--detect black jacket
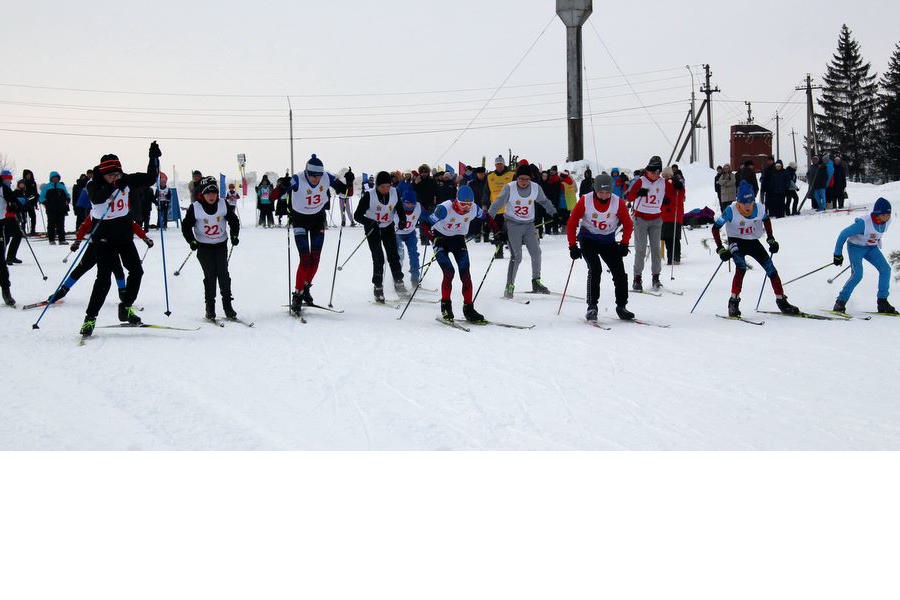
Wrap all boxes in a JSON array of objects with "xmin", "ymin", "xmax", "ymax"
[
  {"xmin": 412, "ymin": 175, "xmax": 437, "ymax": 211},
  {"xmin": 354, "ymin": 189, "xmax": 407, "ymax": 231},
  {"xmin": 88, "ymin": 157, "xmax": 158, "ymax": 239},
  {"xmin": 832, "ymin": 164, "xmax": 847, "ymax": 193}
]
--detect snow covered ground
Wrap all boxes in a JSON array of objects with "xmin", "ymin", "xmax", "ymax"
[{"xmin": 2, "ymin": 170, "xmax": 899, "ymax": 450}]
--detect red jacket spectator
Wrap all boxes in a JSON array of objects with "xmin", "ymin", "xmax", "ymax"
[{"xmin": 660, "ymin": 185, "xmax": 685, "ymax": 224}]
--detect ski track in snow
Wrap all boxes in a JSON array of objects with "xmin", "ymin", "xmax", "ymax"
[{"xmin": 3, "ymin": 172, "xmax": 900, "ymax": 450}]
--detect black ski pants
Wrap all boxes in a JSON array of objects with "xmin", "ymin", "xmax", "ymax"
[
  {"xmin": 196, "ymin": 243, "xmax": 232, "ymax": 303},
  {"xmin": 661, "ymin": 222, "xmax": 682, "ymax": 264},
  {"xmin": 86, "ymin": 237, "xmax": 143, "ymax": 318},
  {"xmin": 0, "ymin": 239, "xmax": 9, "ymax": 289},
  {"xmin": 46, "ymin": 210, "xmax": 66, "ymax": 243},
  {"xmin": 365, "ymin": 224, "xmax": 403, "ymax": 286},
  {"xmin": 581, "ymin": 238, "xmax": 628, "ymax": 307},
  {"xmin": 4, "ymin": 218, "xmax": 22, "ymax": 262}
]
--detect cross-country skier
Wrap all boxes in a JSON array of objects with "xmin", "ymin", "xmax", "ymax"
[
  {"xmin": 395, "ymin": 189, "xmax": 422, "ymax": 286},
  {"xmin": 832, "ymin": 197, "xmax": 896, "ymax": 314},
  {"xmin": 354, "ymin": 171, "xmax": 407, "ymax": 302},
  {"xmin": 153, "ymin": 172, "xmax": 174, "ymax": 230},
  {"xmin": 0, "ymin": 174, "xmax": 19, "ymax": 306},
  {"xmin": 79, "ymin": 142, "xmax": 161, "ymax": 337},
  {"xmin": 712, "ymin": 181, "xmax": 799, "ymax": 318},
  {"xmin": 422, "ymin": 185, "xmax": 488, "ymax": 323},
  {"xmin": 182, "ymin": 176, "xmax": 241, "ymax": 320},
  {"xmin": 488, "ymin": 162, "xmax": 557, "ymax": 298},
  {"xmin": 626, "ymin": 155, "xmax": 672, "ymax": 291},
  {"xmin": 340, "ymin": 168, "xmax": 356, "ymax": 227},
  {"xmin": 269, "ymin": 154, "xmax": 347, "ymax": 316},
  {"xmin": 48, "ymin": 212, "xmax": 153, "ymax": 304},
  {"xmin": 567, "ymin": 173, "xmax": 635, "ymax": 321}
]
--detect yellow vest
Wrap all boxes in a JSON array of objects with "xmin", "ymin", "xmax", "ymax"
[{"xmin": 487, "ymin": 168, "xmax": 515, "ymax": 214}]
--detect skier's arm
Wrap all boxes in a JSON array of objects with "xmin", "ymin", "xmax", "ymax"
[
  {"xmin": 488, "ymin": 184, "xmax": 510, "ymax": 218},
  {"xmin": 763, "ymin": 217, "xmax": 774, "ymax": 239},
  {"xmin": 566, "ymin": 197, "xmax": 586, "ymax": 247},
  {"xmin": 711, "ymin": 206, "xmax": 733, "ymax": 247},
  {"xmin": 625, "ymin": 179, "xmax": 643, "ymax": 202},
  {"xmin": 326, "ymin": 173, "xmax": 347, "ymax": 196},
  {"xmin": 423, "ymin": 204, "xmax": 449, "ymax": 226},
  {"xmin": 834, "ymin": 220, "xmax": 865, "ymax": 256},
  {"xmin": 396, "ymin": 204, "xmax": 407, "ymax": 230},
  {"xmin": 181, "ymin": 205, "xmax": 198, "ymax": 245},
  {"xmin": 226, "ymin": 204, "xmax": 240, "ymax": 240},
  {"xmin": 131, "ymin": 222, "xmax": 148, "ymax": 240},
  {"xmin": 617, "ymin": 199, "xmax": 634, "ymax": 246},
  {"xmin": 354, "ymin": 192, "xmax": 371, "ymax": 225},
  {"xmin": 534, "ymin": 186, "xmax": 557, "ymax": 216}
]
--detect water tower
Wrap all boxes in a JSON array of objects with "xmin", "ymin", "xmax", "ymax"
[{"xmin": 556, "ymin": 0, "xmax": 593, "ymax": 162}]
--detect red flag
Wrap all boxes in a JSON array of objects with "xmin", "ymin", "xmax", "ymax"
[
  {"xmin": 242, "ymin": 177, "xmax": 248, "ymax": 196},
  {"xmin": 458, "ymin": 161, "xmax": 466, "ymax": 176}
]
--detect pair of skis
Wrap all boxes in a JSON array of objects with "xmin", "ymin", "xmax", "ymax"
[
  {"xmin": 206, "ymin": 317, "xmax": 255, "ymax": 328},
  {"xmin": 435, "ymin": 317, "xmax": 535, "ymax": 332}
]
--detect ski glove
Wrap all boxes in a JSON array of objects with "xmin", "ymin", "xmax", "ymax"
[
  {"xmin": 619, "ymin": 243, "xmax": 630, "ymax": 257},
  {"xmin": 636, "ymin": 188, "xmax": 649, "ymax": 198},
  {"xmin": 231, "ymin": 237, "xmax": 239, "ymax": 246},
  {"xmin": 569, "ymin": 245, "xmax": 582, "ymax": 260},
  {"xmin": 189, "ymin": 240, "xmax": 199, "ymax": 250},
  {"xmin": 143, "ymin": 238, "xmax": 154, "ymax": 248},
  {"xmin": 833, "ymin": 254, "xmax": 843, "ymax": 266},
  {"xmin": 717, "ymin": 246, "xmax": 732, "ymax": 262},
  {"xmin": 149, "ymin": 140, "xmax": 162, "ymax": 159},
  {"xmin": 70, "ymin": 240, "xmax": 81, "ymax": 252},
  {"xmin": 766, "ymin": 237, "xmax": 779, "ymax": 254},
  {"xmin": 494, "ymin": 230, "xmax": 507, "ymax": 245}
]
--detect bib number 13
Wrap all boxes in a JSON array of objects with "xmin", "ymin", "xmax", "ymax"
[{"xmin": 306, "ymin": 194, "xmax": 322, "ymax": 207}]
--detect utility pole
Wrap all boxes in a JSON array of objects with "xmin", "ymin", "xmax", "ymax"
[
  {"xmin": 700, "ymin": 64, "xmax": 720, "ymax": 169},
  {"xmin": 287, "ymin": 96, "xmax": 295, "ymax": 174},
  {"xmin": 686, "ymin": 66, "xmax": 697, "ymax": 164},
  {"xmin": 745, "ymin": 101, "xmax": 754, "ymax": 124},
  {"xmin": 790, "ymin": 128, "xmax": 799, "ymax": 164},
  {"xmin": 775, "ymin": 112, "xmax": 781, "ymax": 160},
  {"xmin": 556, "ymin": 0, "xmax": 593, "ymax": 162},
  {"xmin": 795, "ymin": 74, "xmax": 823, "ymax": 160}
]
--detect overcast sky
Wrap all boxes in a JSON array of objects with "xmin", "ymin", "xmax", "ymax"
[{"xmin": 3, "ymin": 0, "xmax": 898, "ymax": 184}]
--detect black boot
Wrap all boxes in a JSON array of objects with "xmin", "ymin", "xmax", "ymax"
[
  {"xmin": 118, "ymin": 303, "xmax": 142, "ymax": 324},
  {"xmin": 877, "ymin": 298, "xmax": 898, "ymax": 315},
  {"xmin": 301, "ymin": 283, "xmax": 314, "ymax": 306},
  {"xmin": 652, "ymin": 274, "xmax": 662, "ymax": 290},
  {"xmin": 832, "ymin": 298, "xmax": 847, "ymax": 313},
  {"xmin": 222, "ymin": 296, "xmax": 237, "ymax": 319},
  {"xmin": 728, "ymin": 296, "xmax": 741, "ymax": 317},
  {"xmin": 290, "ymin": 291, "xmax": 303, "ymax": 316},
  {"xmin": 531, "ymin": 278, "xmax": 550, "ymax": 294},
  {"xmin": 440, "ymin": 299, "xmax": 454, "ymax": 321},
  {"xmin": 205, "ymin": 299, "xmax": 216, "ymax": 320},
  {"xmin": 616, "ymin": 304, "xmax": 635, "ymax": 321},
  {"xmin": 394, "ymin": 279, "xmax": 408, "ymax": 296},
  {"xmin": 2, "ymin": 286, "xmax": 15, "ymax": 307},
  {"xmin": 463, "ymin": 303, "xmax": 485, "ymax": 323},
  {"xmin": 776, "ymin": 296, "xmax": 800, "ymax": 315},
  {"xmin": 585, "ymin": 304, "xmax": 598, "ymax": 322},
  {"xmin": 373, "ymin": 285, "xmax": 385, "ymax": 303},
  {"xmin": 632, "ymin": 275, "xmax": 643, "ymax": 292},
  {"xmin": 80, "ymin": 316, "xmax": 95, "ymax": 337}
]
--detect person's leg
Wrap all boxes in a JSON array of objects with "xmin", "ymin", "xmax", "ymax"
[
  {"xmin": 404, "ymin": 234, "xmax": 420, "ymax": 283},
  {"xmin": 453, "ymin": 245, "xmax": 474, "ymax": 304},
  {"xmin": 505, "ymin": 221, "xmax": 526, "ymax": 288},
  {"xmin": 5, "ymin": 220, "xmax": 21, "ymax": 262},
  {"xmin": 648, "ymin": 220, "xmax": 663, "ymax": 276},
  {"xmin": 837, "ymin": 190, "xmax": 846, "ymax": 209},
  {"xmin": 197, "ymin": 245, "xmax": 218, "ymax": 304},
  {"xmin": 837, "ymin": 244, "xmax": 866, "ymax": 303},
  {"xmin": 26, "ymin": 204, "xmax": 36, "ymax": 234},
  {"xmin": 117, "ymin": 240, "xmax": 143, "ymax": 307},
  {"xmin": 600, "ymin": 244, "xmax": 629, "ymax": 308},
  {"xmin": 366, "ymin": 227, "xmax": 385, "ymax": 286},
  {"xmin": 306, "ymin": 226, "xmax": 325, "ymax": 284},
  {"xmin": 0, "ymin": 239, "xmax": 10, "ymax": 291},
  {"xmin": 436, "ymin": 245, "xmax": 455, "ymax": 301},
  {"xmin": 661, "ymin": 222, "xmax": 674, "ymax": 265},
  {"xmin": 522, "ymin": 224, "xmax": 542, "ymax": 280},
  {"xmin": 742, "ymin": 239, "xmax": 784, "ymax": 296},
  {"xmin": 816, "ymin": 189, "xmax": 826, "ymax": 210},
  {"xmin": 674, "ymin": 224, "xmax": 682, "ymax": 262},
  {"xmin": 632, "ymin": 218, "xmax": 648, "ymax": 279},
  {"xmin": 382, "ymin": 229, "xmax": 404, "ymax": 283},
  {"xmin": 85, "ymin": 241, "xmax": 115, "ymax": 319},
  {"xmin": 581, "ymin": 239, "xmax": 603, "ymax": 307},
  {"xmin": 864, "ymin": 247, "xmax": 891, "ymax": 300},
  {"xmin": 215, "ymin": 244, "xmax": 233, "ymax": 305}
]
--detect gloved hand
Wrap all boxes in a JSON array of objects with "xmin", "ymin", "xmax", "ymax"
[
  {"xmin": 833, "ymin": 254, "xmax": 843, "ymax": 266},
  {"xmin": 231, "ymin": 237, "xmax": 239, "ymax": 246},
  {"xmin": 717, "ymin": 246, "xmax": 732, "ymax": 262},
  {"xmin": 494, "ymin": 230, "xmax": 507, "ymax": 245},
  {"xmin": 189, "ymin": 240, "xmax": 199, "ymax": 250},
  {"xmin": 767, "ymin": 237, "xmax": 779, "ymax": 254},
  {"xmin": 637, "ymin": 188, "xmax": 649, "ymax": 198},
  {"xmin": 619, "ymin": 243, "xmax": 630, "ymax": 257},
  {"xmin": 569, "ymin": 245, "xmax": 582, "ymax": 260},
  {"xmin": 673, "ymin": 178, "xmax": 685, "ymax": 191},
  {"xmin": 143, "ymin": 238, "xmax": 154, "ymax": 248},
  {"xmin": 149, "ymin": 140, "xmax": 162, "ymax": 159},
  {"xmin": 70, "ymin": 240, "xmax": 81, "ymax": 252}
]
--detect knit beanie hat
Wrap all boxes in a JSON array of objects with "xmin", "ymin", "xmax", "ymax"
[
  {"xmin": 375, "ymin": 171, "xmax": 392, "ymax": 186},
  {"xmin": 98, "ymin": 154, "xmax": 123, "ymax": 175},
  {"xmin": 305, "ymin": 154, "xmax": 325, "ymax": 175},
  {"xmin": 515, "ymin": 164, "xmax": 532, "ymax": 179},
  {"xmin": 872, "ymin": 197, "xmax": 892, "ymax": 216},
  {"xmin": 593, "ymin": 173, "xmax": 613, "ymax": 193}
]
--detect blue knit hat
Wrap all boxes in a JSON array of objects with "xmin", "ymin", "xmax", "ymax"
[
  {"xmin": 456, "ymin": 185, "xmax": 474, "ymax": 202},
  {"xmin": 737, "ymin": 181, "xmax": 755, "ymax": 204},
  {"xmin": 872, "ymin": 197, "xmax": 892, "ymax": 216},
  {"xmin": 402, "ymin": 189, "xmax": 418, "ymax": 205},
  {"xmin": 305, "ymin": 154, "xmax": 324, "ymax": 175}
]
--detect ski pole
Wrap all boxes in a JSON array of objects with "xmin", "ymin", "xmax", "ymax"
[
  {"xmin": 783, "ymin": 263, "xmax": 833, "ymax": 286},
  {"xmin": 337, "ymin": 226, "xmax": 375, "ymax": 271},
  {"xmin": 16, "ymin": 222, "xmax": 48, "ymax": 281},
  {"xmin": 62, "ymin": 248, "xmax": 75, "ymax": 263},
  {"xmin": 140, "ymin": 243, "xmax": 151, "ymax": 264},
  {"xmin": 690, "ymin": 260, "xmax": 725, "ymax": 314},
  {"xmin": 397, "ymin": 253, "xmax": 440, "ymax": 321},
  {"xmin": 286, "ymin": 220, "xmax": 293, "ymax": 313},
  {"xmin": 327, "ymin": 219, "xmax": 344, "ymax": 308},
  {"xmin": 173, "ymin": 249, "xmax": 194, "ymax": 276},
  {"xmin": 670, "ymin": 222, "xmax": 678, "ymax": 281},
  {"xmin": 38, "ymin": 202, "xmax": 46, "ymax": 233},
  {"xmin": 32, "ymin": 203, "xmax": 110, "ymax": 329},
  {"xmin": 156, "ymin": 158, "xmax": 172, "ymax": 317},
  {"xmin": 754, "ymin": 252, "xmax": 772, "ymax": 312},
  {"xmin": 828, "ymin": 265, "xmax": 851, "ymax": 284},
  {"xmin": 472, "ymin": 250, "xmax": 499, "ymax": 302},
  {"xmin": 556, "ymin": 260, "xmax": 575, "ymax": 316},
  {"xmin": 228, "ymin": 243, "xmax": 235, "ymax": 264}
]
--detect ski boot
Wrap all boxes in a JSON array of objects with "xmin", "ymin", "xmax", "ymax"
[
  {"xmin": 616, "ymin": 304, "xmax": 635, "ymax": 321},
  {"xmin": 832, "ymin": 298, "xmax": 847, "ymax": 314},
  {"xmin": 394, "ymin": 279, "xmax": 408, "ymax": 297},
  {"xmin": 463, "ymin": 303, "xmax": 486, "ymax": 324},
  {"xmin": 632, "ymin": 275, "xmax": 643, "ymax": 292},
  {"xmin": 493, "ymin": 244, "xmax": 504, "ymax": 259},
  {"xmin": 301, "ymin": 283, "xmax": 314, "ymax": 306},
  {"xmin": 503, "ymin": 284, "xmax": 514, "ymax": 299},
  {"xmin": 118, "ymin": 303, "xmax": 142, "ymax": 325},
  {"xmin": 7, "ymin": 258, "xmax": 22, "ymax": 265},
  {"xmin": 2, "ymin": 286, "xmax": 15, "ymax": 307},
  {"xmin": 775, "ymin": 296, "xmax": 800, "ymax": 315},
  {"xmin": 652, "ymin": 274, "xmax": 662, "ymax": 291},
  {"xmin": 205, "ymin": 299, "xmax": 217, "ymax": 321},
  {"xmin": 373, "ymin": 285, "xmax": 385, "ymax": 304},
  {"xmin": 80, "ymin": 317, "xmax": 96, "ymax": 338},
  {"xmin": 440, "ymin": 299, "xmax": 454, "ymax": 321},
  {"xmin": 48, "ymin": 285, "xmax": 69, "ymax": 304},
  {"xmin": 222, "ymin": 296, "xmax": 237, "ymax": 320},
  {"xmin": 531, "ymin": 278, "xmax": 550, "ymax": 294},
  {"xmin": 877, "ymin": 298, "xmax": 898, "ymax": 315},
  {"xmin": 585, "ymin": 304, "xmax": 598, "ymax": 322},
  {"xmin": 290, "ymin": 291, "xmax": 304, "ymax": 316},
  {"xmin": 728, "ymin": 296, "xmax": 741, "ymax": 318}
]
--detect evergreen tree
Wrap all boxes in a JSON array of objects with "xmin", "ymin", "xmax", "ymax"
[
  {"xmin": 876, "ymin": 42, "xmax": 900, "ymax": 180},
  {"xmin": 816, "ymin": 24, "xmax": 880, "ymax": 177}
]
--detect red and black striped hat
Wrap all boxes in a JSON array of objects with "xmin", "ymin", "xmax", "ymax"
[{"xmin": 98, "ymin": 154, "xmax": 123, "ymax": 175}]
